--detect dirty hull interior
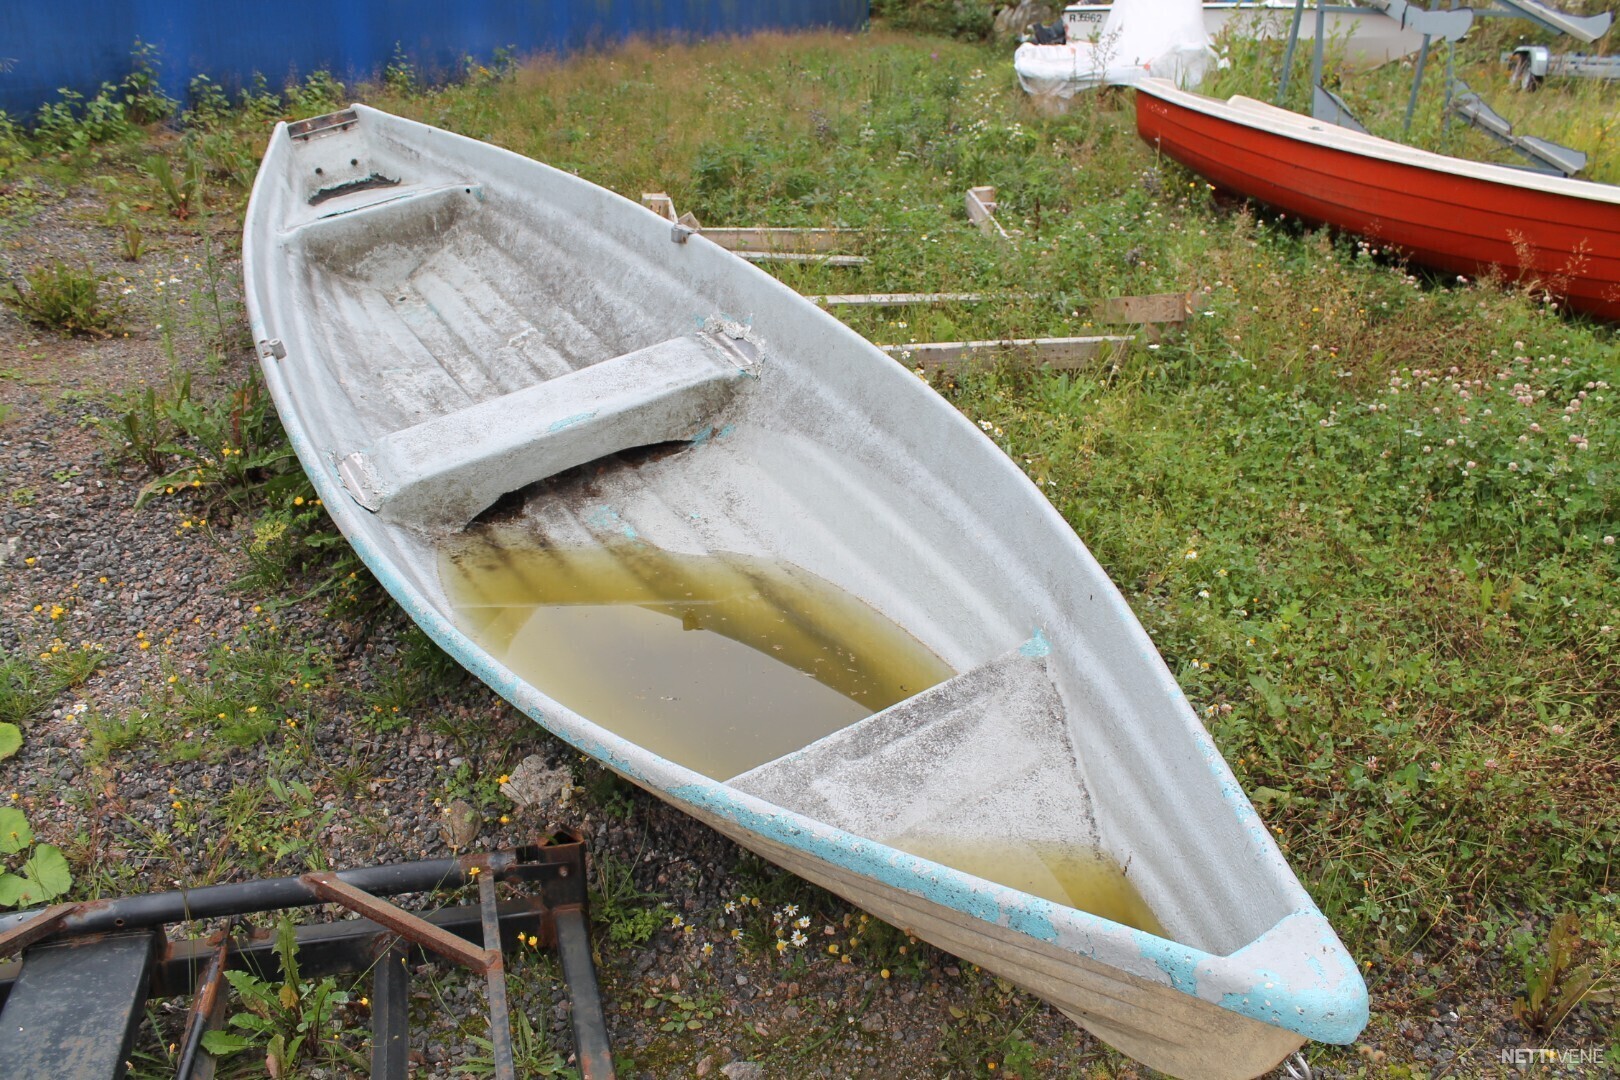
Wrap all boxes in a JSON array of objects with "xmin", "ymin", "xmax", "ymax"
[{"xmin": 256, "ymin": 112, "xmax": 1307, "ymax": 961}]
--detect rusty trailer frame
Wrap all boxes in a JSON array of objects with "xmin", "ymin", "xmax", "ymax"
[{"xmin": 0, "ymin": 831, "xmax": 613, "ymax": 1080}]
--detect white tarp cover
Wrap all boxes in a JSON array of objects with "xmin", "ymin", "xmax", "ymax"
[{"xmin": 1015, "ymin": 0, "xmax": 1213, "ymax": 101}]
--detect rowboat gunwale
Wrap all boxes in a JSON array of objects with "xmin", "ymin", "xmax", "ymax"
[{"xmin": 245, "ymin": 102, "xmax": 1367, "ymax": 1076}]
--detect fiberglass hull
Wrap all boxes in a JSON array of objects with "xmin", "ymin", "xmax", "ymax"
[{"xmin": 244, "ymin": 103, "xmax": 1366, "ymax": 1079}]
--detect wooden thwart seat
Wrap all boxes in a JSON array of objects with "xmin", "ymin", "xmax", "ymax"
[{"xmin": 338, "ymin": 327, "xmax": 762, "ymax": 527}]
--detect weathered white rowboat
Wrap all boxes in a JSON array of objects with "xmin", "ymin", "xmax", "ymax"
[{"xmin": 245, "ymin": 105, "xmax": 1367, "ymax": 1078}]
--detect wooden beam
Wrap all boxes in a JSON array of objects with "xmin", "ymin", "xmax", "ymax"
[
  {"xmin": 642, "ymin": 192, "xmax": 860, "ymax": 255},
  {"xmin": 877, "ymin": 336, "xmax": 1131, "ymax": 371},
  {"xmin": 736, "ymin": 251, "xmax": 867, "ymax": 266},
  {"xmin": 1099, "ymin": 291, "xmax": 1193, "ymax": 341},
  {"xmin": 1099, "ymin": 292, "xmax": 1192, "ymax": 327},
  {"xmin": 641, "ymin": 192, "xmax": 678, "ymax": 223},
  {"xmin": 965, "ymin": 185, "xmax": 1018, "ymax": 241},
  {"xmin": 699, "ymin": 227, "xmax": 854, "ymax": 254},
  {"xmin": 811, "ymin": 291, "xmax": 993, "ymax": 306},
  {"xmin": 809, "ymin": 290, "xmax": 1190, "ymax": 322}
]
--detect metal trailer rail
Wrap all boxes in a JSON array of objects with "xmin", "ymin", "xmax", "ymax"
[{"xmin": 0, "ymin": 831, "xmax": 614, "ymax": 1080}]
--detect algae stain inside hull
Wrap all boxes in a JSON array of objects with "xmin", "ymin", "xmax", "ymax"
[
  {"xmin": 439, "ymin": 537, "xmax": 955, "ymax": 780},
  {"xmin": 896, "ymin": 838, "xmax": 1166, "ymax": 937}
]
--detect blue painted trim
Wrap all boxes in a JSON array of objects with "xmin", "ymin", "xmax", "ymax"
[
  {"xmin": 282, "ymin": 409, "xmax": 1367, "ymax": 1046},
  {"xmin": 547, "ymin": 411, "xmax": 595, "ymax": 432},
  {"xmin": 1019, "ymin": 627, "xmax": 1051, "ymax": 658},
  {"xmin": 247, "ymin": 106, "xmax": 1367, "ymax": 1053}
]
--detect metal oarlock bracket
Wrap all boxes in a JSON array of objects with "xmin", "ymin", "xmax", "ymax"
[{"xmin": 0, "ymin": 831, "xmax": 615, "ymax": 1080}]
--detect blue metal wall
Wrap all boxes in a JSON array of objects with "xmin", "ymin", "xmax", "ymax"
[{"xmin": 1, "ymin": 1, "xmax": 869, "ymax": 120}]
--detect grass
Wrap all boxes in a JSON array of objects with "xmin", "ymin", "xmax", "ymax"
[
  {"xmin": 2, "ymin": 260, "xmax": 123, "ymax": 337},
  {"xmin": 1, "ymin": 16, "xmax": 1616, "ymax": 1072}
]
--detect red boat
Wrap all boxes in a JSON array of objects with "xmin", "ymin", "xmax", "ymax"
[{"xmin": 1134, "ymin": 77, "xmax": 1620, "ymax": 321}]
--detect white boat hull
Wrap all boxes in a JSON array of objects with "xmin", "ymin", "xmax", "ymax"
[{"xmin": 244, "ymin": 104, "xmax": 1367, "ymax": 1078}]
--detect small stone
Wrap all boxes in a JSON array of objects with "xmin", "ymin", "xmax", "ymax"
[
  {"xmin": 501, "ymin": 755, "xmax": 571, "ymax": 807},
  {"xmin": 439, "ymin": 799, "xmax": 480, "ymax": 851},
  {"xmin": 720, "ymin": 1064, "xmax": 764, "ymax": 1080}
]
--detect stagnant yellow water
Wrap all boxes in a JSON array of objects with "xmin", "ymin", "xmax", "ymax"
[
  {"xmin": 895, "ymin": 837, "xmax": 1166, "ymax": 935},
  {"xmin": 439, "ymin": 534, "xmax": 1166, "ymax": 933},
  {"xmin": 439, "ymin": 536, "xmax": 954, "ymax": 779}
]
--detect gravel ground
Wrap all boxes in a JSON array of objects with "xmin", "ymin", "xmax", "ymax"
[{"xmin": 0, "ymin": 167, "xmax": 1613, "ymax": 1079}]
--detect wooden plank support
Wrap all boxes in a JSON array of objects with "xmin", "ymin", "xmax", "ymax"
[
  {"xmin": 643, "ymin": 192, "xmax": 861, "ymax": 258},
  {"xmin": 808, "ymin": 289, "xmax": 1191, "ymax": 319},
  {"xmin": 810, "ymin": 291, "xmax": 994, "ymax": 307},
  {"xmin": 878, "ymin": 336, "xmax": 1132, "ymax": 371},
  {"xmin": 641, "ymin": 192, "xmax": 678, "ymax": 222},
  {"xmin": 965, "ymin": 185, "xmax": 1019, "ymax": 241},
  {"xmin": 1099, "ymin": 291, "xmax": 1193, "ymax": 341},
  {"xmin": 736, "ymin": 251, "xmax": 868, "ymax": 266},
  {"xmin": 700, "ymin": 227, "xmax": 853, "ymax": 254}
]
